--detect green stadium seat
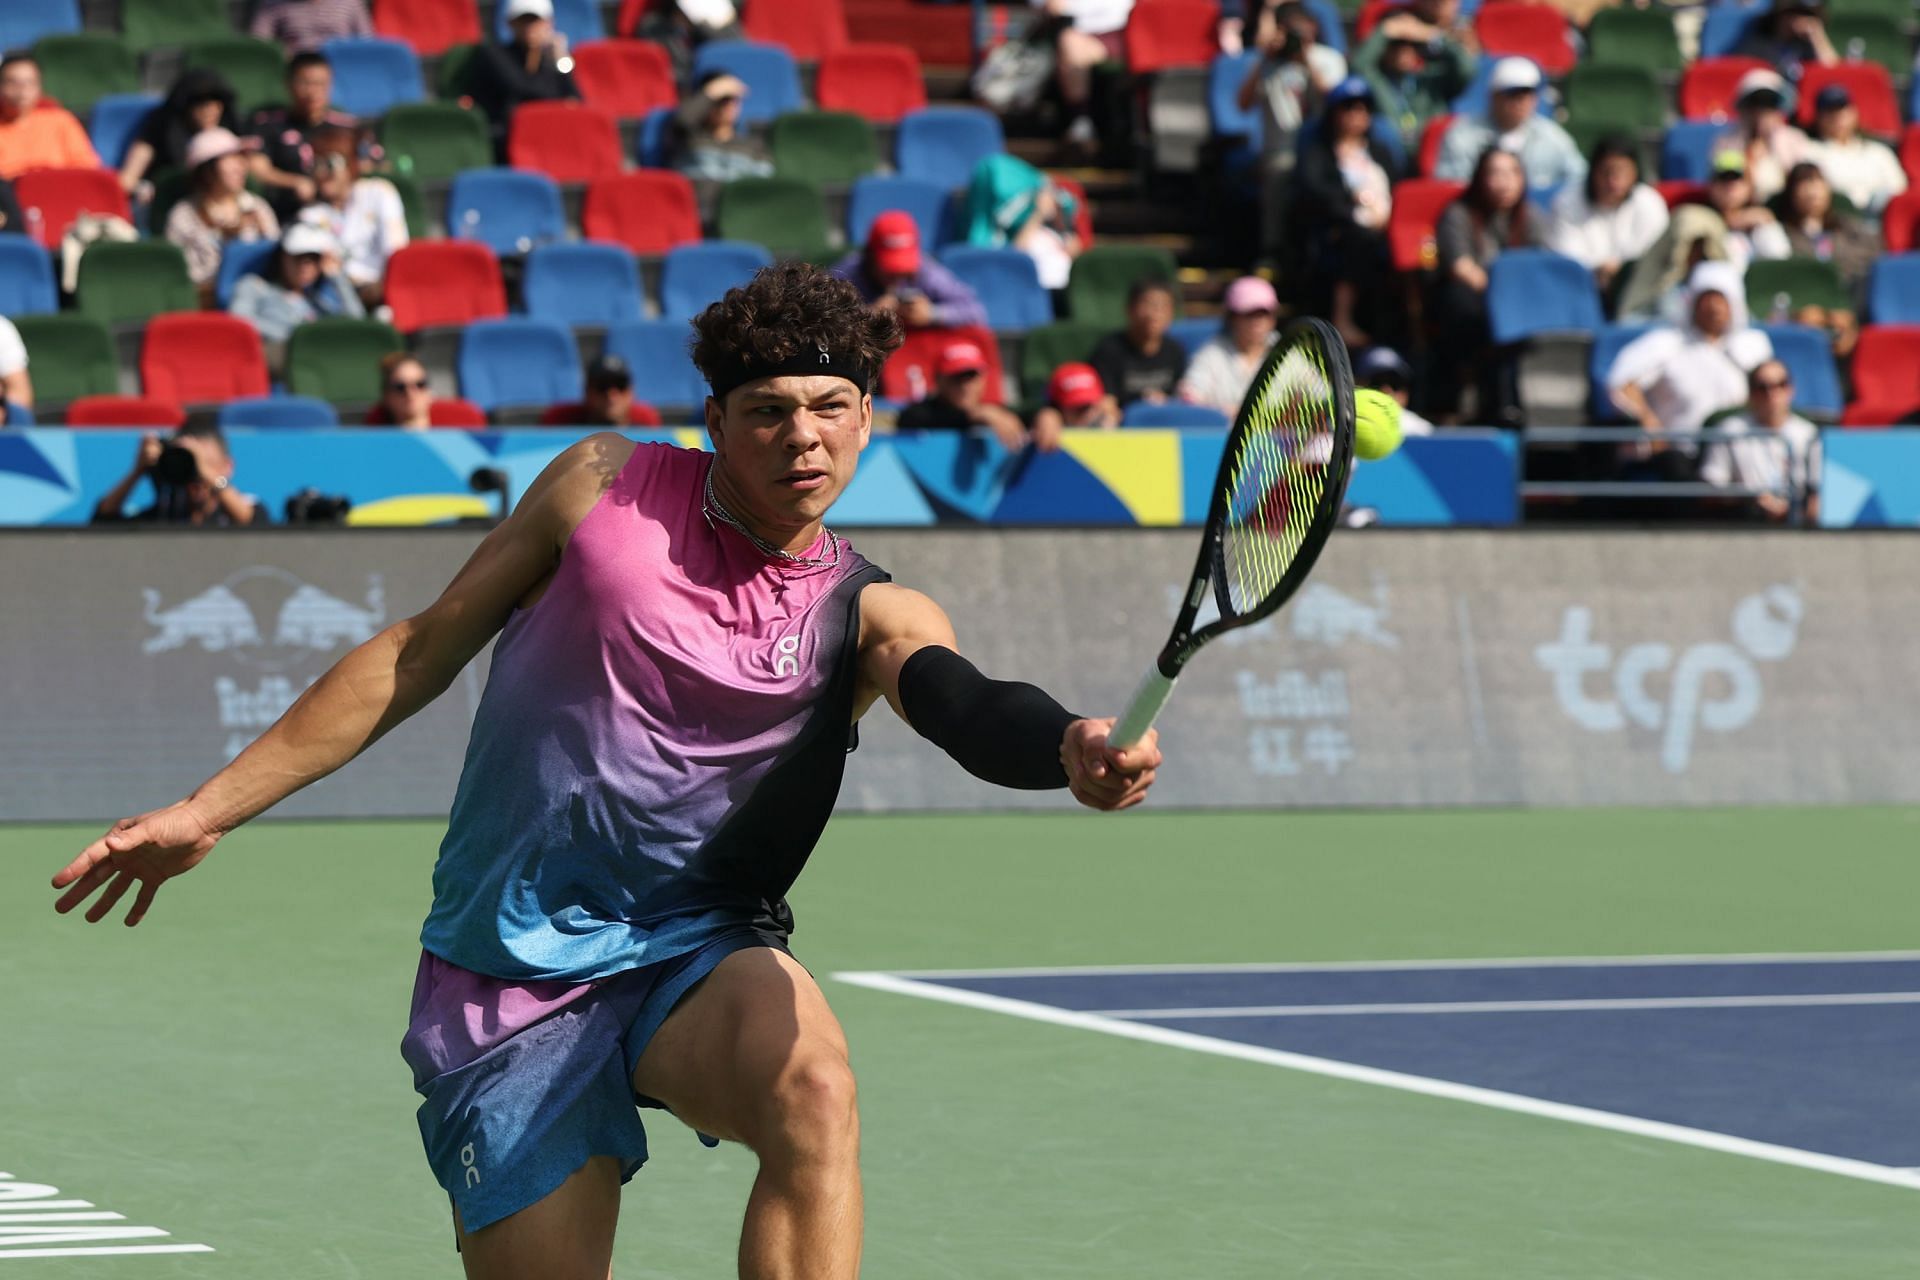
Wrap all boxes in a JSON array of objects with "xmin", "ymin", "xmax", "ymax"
[
  {"xmin": 13, "ymin": 314, "xmax": 118, "ymax": 409},
  {"xmin": 1824, "ymin": 0, "xmax": 1911, "ymax": 22},
  {"xmin": 381, "ymin": 102, "xmax": 491, "ymax": 183},
  {"xmin": 437, "ymin": 43, "xmax": 479, "ymax": 99},
  {"xmin": 122, "ymin": 0, "xmax": 234, "ymax": 52},
  {"xmin": 770, "ymin": 111, "xmax": 882, "ymax": 187},
  {"xmin": 286, "ymin": 317, "xmax": 405, "ymax": 406},
  {"xmin": 1563, "ymin": 64, "xmax": 1667, "ymax": 144},
  {"xmin": 182, "ymin": 38, "xmax": 287, "ymax": 116},
  {"xmin": 1746, "ymin": 257, "xmax": 1852, "ymax": 319},
  {"xmin": 1065, "ymin": 246, "xmax": 1181, "ymax": 330},
  {"xmin": 1017, "ymin": 320, "xmax": 1104, "ymax": 408},
  {"xmin": 75, "ymin": 240, "xmax": 197, "ymax": 328},
  {"xmin": 1584, "ymin": 7, "xmax": 1684, "ymax": 76},
  {"xmin": 33, "ymin": 34, "xmax": 139, "ymax": 117},
  {"xmin": 714, "ymin": 177, "xmax": 836, "ymax": 262},
  {"xmin": 386, "ymin": 170, "xmax": 430, "ymax": 238},
  {"xmin": 1825, "ymin": 17, "xmax": 1911, "ymax": 77}
]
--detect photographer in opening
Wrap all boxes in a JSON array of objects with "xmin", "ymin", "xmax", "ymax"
[{"xmin": 91, "ymin": 425, "xmax": 260, "ymax": 527}]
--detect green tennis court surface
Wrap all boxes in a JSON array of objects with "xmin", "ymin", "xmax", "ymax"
[{"xmin": 6, "ymin": 808, "xmax": 1919, "ymax": 1278}]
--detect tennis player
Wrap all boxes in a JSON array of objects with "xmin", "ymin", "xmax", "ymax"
[{"xmin": 53, "ymin": 262, "xmax": 1162, "ymax": 1279}]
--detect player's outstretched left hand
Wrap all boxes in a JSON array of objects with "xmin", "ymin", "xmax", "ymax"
[
  {"xmin": 1061, "ymin": 719, "xmax": 1161, "ymax": 812},
  {"xmin": 52, "ymin": 799, "xmax": 222, "ymax": 926}
]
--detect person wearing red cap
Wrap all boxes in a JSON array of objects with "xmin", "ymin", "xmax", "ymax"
[
  {"xmin": 896, "ymin": 338, "xmax": 1036, "ymax": 450},
  {"xmin": 1033, "ymin": 362, "xmax": 1120, "ymax": 441},
  {"xmin": 830, "ymin": 211, "xmax": 988, "ymax": 330}
]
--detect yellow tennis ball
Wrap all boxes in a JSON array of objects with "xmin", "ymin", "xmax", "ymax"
[{"xmin": 1353, "ymin": 388, "xmax": 1404, "ymax": 461}]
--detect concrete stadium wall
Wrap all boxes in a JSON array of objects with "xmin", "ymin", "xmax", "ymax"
[{"xmin": 6, "ymin": 528, "xmax": 1919, "ymax": 821}]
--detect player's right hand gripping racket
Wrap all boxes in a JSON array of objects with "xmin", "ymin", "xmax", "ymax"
[{"xmin": 1108, "ymin": 316, "xmax": 1357, "ymax": 750}]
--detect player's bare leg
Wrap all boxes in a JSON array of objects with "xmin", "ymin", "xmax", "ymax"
[
  {"xmin": 454, "ymin": 1155, "xmax": 621, "ymax": 1280},
  {"xmin": 633, "ymin": 948, "xmax": 862, "ymax": 1280}
]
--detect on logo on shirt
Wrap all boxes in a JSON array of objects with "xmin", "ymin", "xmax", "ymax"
[{"xmin": 772, "ymin": 635, "xmax": 800, "ymax": 678}]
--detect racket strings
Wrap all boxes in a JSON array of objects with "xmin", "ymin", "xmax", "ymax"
[{"xmin": 1218, "ymin": 344, "xmax": 1337, "ymax": 617}]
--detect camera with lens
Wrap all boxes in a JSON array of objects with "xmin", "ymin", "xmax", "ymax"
[
  {"xmin": 152, "ymin": 443, "xmax": 200, "ymax": 487},
  {"xmin": 284, "ymin": 488, "xmax": 353, "ymax": 525}
]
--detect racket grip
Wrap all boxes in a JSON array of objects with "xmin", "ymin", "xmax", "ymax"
[{"xmin": 1109, "ymin": 668, "xmax": 1177, "ymax": 750}]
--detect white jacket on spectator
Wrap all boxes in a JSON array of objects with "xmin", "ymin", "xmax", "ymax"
[
  {"xmin": 1034, "ymin": 0, "xmax": 1134, "ymax": 35},
  {"xmin": 1607, "ymin": 263, "xmax": 1773, "ymax": 432},
  {"xmin": 305, "ymin": 178, "xmax": 409, "ymax": 291},
  {"xmin": 1546, "ymin": 183, "xmax": 1669, "ymax": 270},
  {"xmin": 1178, "ymin": 332, "xmax": 1277, "ymax": 414},
  {"xmin": 1701, "ymin": 410, "xmax": 1819, "ymax": 499},
  {"xmin": 1806, "ymin": 135, "xmax": 1908, "ymax": 214}
]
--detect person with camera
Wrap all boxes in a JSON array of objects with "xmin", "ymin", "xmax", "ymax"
[
  {"xmin": 91, "ymin": 425, "xmax": 260, "ymax": 527},
  {"xmin": 1235, "ymin": 1, "xmax": 1347, "ymax": 265}
]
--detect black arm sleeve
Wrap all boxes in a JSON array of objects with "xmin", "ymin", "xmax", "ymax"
[{"xmin": 897, "ymin": 645, "xmax": 1077, "ymax": 790}]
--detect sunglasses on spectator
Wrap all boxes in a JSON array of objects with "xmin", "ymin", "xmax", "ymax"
[
  {"xmin": 1755, "ymin": 377, "xmax": 1793, "ymax": 391},
  {"xmin": 389, "ymin": 378, "xmax": 429, "ymax": 392}
]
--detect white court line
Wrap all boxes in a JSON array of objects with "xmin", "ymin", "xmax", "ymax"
[
  {"xmin": 834, "ymin": 969, "xmax": 1920, "ymax": 1194},
  {"xmin": 0, "ymin": 1245, "xmax": 216, "ymax": 1259},
  {"xmin": 886, "ymin": 949, "xmax": 1920, "ymax": 980},
  {"xmin": 1090, "ymin": 991, "xmax": 1920, "ymax": 1019}
]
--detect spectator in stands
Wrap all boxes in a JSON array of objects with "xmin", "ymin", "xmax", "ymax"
[
  {"xmin": 831, "ymin": 211, "xmax": 988, "ymax": 330},
  {"xmin": 0, "ymin": 176, "xmax": 23, "ymax": 235},
  {"xmin": 1546, "ymin": 134, "xmax": 1669, "ymax": 300},
  {"xmin": 1295, "ymin": 77, "xmax": 1399, "ymax": 349},
  {"xmin": 1180, "ymin": 276, "xmax": 1279, "ymax": 414},
  {"xmin": 367, "ymin": 352, "xmax": 436, "ymax": 429},
  {"xmin": 0, "ymin": 313, "xmax": 31, "ymax": 425},
  {"xmin": 1734, "ymin": 0, "xmax": 1837, "ymax": 84},
  {"xmin": 251, "ymin": 0, "xmax": 373, "ymax": 55},
  {"xmin": 671, "ymin": 72, "xmax": 774, "ymax": 183},
  {"xmin": 628, "ymin": 0, "xmax": 742, "ymax": 82},
  {"xmin": 1715, "ymin": 69, "xmax": 1811, "ymax": 204},
  {"xmin": 1701, "ymin": 359, "xmax": 1819, "ymax": 523},
  {"xmin": 230, "ymin": 221, "xmax": 364, "ymax": 359},
  {"xmin": 1033, "ymin": 362, "xmax": 1121, "ymax": 438},
  {"xmin": 472, "ymin": 0, "xmax": 580, "ymax": 149},
  {"xmin": 1351, "ymin": 4, "xmax": 1476, "ymax": 155},
  {"xmin": 895, "ymin": 339, "xmax": 1036, "ymax": 451},
  {"xmin": 1236, "ymin": 1, "xmax": 1347, "ymax": 261},
  {"xmin": 91, "ymin": 425, "xmax": 260, "ymax": 527},
  {"xmin": 1435, "ymin": 58, "xmax": 1584, "ymax": 195},
  {"xmin": 119, "ymin": 69, "xmax": 238, "ymax": 199},
  {"xmin": 0, "ymin": 53, "xmax": 100, "ymax": 180},
  {"xmin": 250, "ymin": 53, "xmax": 359, "ymax": 222},
  {"xmin": 539, "ymin": 355, "xmax": 665, "ymax": 427},
  {"xmin": 1354, "ymin": 347, "xmax": 1433, "ymax": 436},
  {"xmin": 305, "ymin": 125, "xmax": 407, "ymax": 307},
  {"xmin": 167, "ymin": 128, "xmax": 281, "ymax": 303},
  {"xmin": 1615, "ymin": 150, "xmax": 1789, "ymax": 322},
  {"xmin": 1778, "ymin": 161, "xmax": 1873, "ymax": 296},
  {"xmin": 1805, "ymin": 84, "xmax": 1906, "ymax": 216},
  {"xmin": 962, "ymin": 154, "xmax": 1084, "ymax": 291},
  {"xmin": 1037, "ymin": 0, "xmax": 1136, "ymax": 158},
  {"xmin": 1432, "ymin": 147, "xmax": 1541, "ymax": 426},
  {"xmin": 1608, "ymin": 261, "xmax": 1772, "ymax": 442},
  {"xmin": 1091, "ymin": 278, "xmax": 1188, "ymax": 406}
]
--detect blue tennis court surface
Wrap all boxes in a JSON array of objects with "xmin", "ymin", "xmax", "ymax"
[{"xmin": 839, "ymin": 954, "xmax": 1920, "ymax": 1180}]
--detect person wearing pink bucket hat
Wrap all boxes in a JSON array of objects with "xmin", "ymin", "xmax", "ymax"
[
  {"xmin": 165, "ymin": 126, "xmax": 278, "ymax": 299},
  {"xmin": 1177, "ymin": 275, "xmax": 1280, "ymax": 414}
]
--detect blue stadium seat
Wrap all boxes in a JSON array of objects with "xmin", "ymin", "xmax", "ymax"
[
  {"xmin": 0, "ymin": 239, "xmax": 58, "ymax": 316},
  {"xmin": 635, "ymin": 106, "xmax": 676, "ymax": 168},
  {"xmin": 1487, "ymin": 250, "xmax": 1602, "ymax": 344},
  {"xmin": 1699, "ymin": 0, "xmax": 1767, "ymax": 58},
  {"xmin": 1122, "ymin": 401, "xmax": 1231, "ymax": 428},
  {"xmin": 1660, "ymin": 121, "xmax": 1723, "ymax": 182},
  {"xmin": 658, "ymin": 240, "xmax": 774, "ymax": 323},
  {"xmin": 1867, "ymin": 254, "xmax": 1920, "ymax": 324},
  {"xmin": 215, "ymin": 238, "xmax": 279, "ymax": 309},
  {"xmin": 896, "ymin": 107, "xmax": 1006, "ymax": 190},
  {"xmin": 1588, "ymin": 322, "xmax": 1654, "ymax": 422},
  {"xmin": 1169, "ymin": 316, "xmax": 1220, "ymax": 354},
  {"xmin": 218, "ymin": 395, "xmax": 340, "ymax": 429},
  {"xmin": 846, "ymin": 175, "xmax": 952, "ymax": 249},
  {"xmin": 937, "ymin": 246, "xmax": 1052, "ymax": 332},
  {"xmin": 88, "ymin": 93, "xmax": 159, "ymax": 170},
  {"xmin": 1208, "ymin": 52, "xmax": 1261, "ymax": 144},
  {"xmin": 0, "ymin": 0, "xmax": 80, "ymax": 50},
  {"xmin": 495, "ymin": 0, "xmax": 604, "ymax": 46},
  {"xmin": 1757, "ymin": 323, "xmax": 1841, "ymax": 421},
  {"xmin": 458, "ymin": 318, "xmax": 583, "ymax": 412},
  {"xmin": 604, "ymin": 319, "xmax": 709, "ymax": 411},
  {"xmin": 448, "ymin": 168, "xmax": 566, "ymax": 256},
  {"xmin": 1450, "ymin": 58, "xmax": 1557, "ymax": 120},
  {"xmin": 322, "ymin": 37, "xmax": 425, "ymax": 119},
  {"xmin": 522, "ymin": 243, "xmax": 646, "ymax": 328},
  {"xmin": 692, "ymin": 42, "xmax": 803, "ymax": 124}
]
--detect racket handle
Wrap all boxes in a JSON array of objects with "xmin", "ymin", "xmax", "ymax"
[{"xmin": 1109, "ymin": 668, "xmax": 1177, "ymax": 751}]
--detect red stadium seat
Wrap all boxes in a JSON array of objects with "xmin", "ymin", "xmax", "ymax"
[
  {"xmin": 582, "ymin": 171, "xmax": 701, "ymax": 254},
  {"xmin": 373, "ymin": 0, "xmax": 480, "ymax": 55},
  {"xmin": 140, "ymin": 314, "xmax": 269, "ymax": 406},
  {"xmin": 1417, "ymin": 113, "xmax": 1454, "ymax": 177},
  {"xmin": 1354, "ymin": 0, "xmax": 1398, "ymax": 43},
  {"xmin": 13, "ymin": 168, "xmax": 132, "ymax": 250},
  {"xmin": 1883, "ymin": 190, "xmax": 1920, "ymax": 253},
  {"xmin": 1901, "ymin": 124, "xmax": 1920, "ymax": 186},
  {"xmin": 1473, "ymin": 2, "xmax": 1575, "ymax": 76},
  {"xmin": 743, "ymin": 0, "xmax": 849, "ymax": 61},
  {"xmin": 570, "ymin": 40, "xmax": 677, "ymax": 119},
  {"xmin": 882, "ymin": 325, "xmax": 1007, "ymax": 405},
  {"xmin": 508, "ymin": 101, "xmax": 625, "ymax": 182},
  {"xmin": 364, "ymin": 398, "xmax": 491, "ymax": 427},
  {"xmin": 840, "ymin": 0, "xmax": 972, "ymax": 69},
  {"xmin": 816, "ymin": 44, "xmax": 928, "ymax": 123},
  {"xmin": 1678, "ymin": 57, "xmax": 1771, "ymax": 121},
  {"xmin": 1387, "ymin": 178, "xmax": 1464, "ymax": 272},
  {"xmin": 1842, "ymin": 325, "xmax": 1920, "ymax": 425},
  {"xmin": 1795, "ymin": 63, "xmax": 1900, "ymax": 137},
  {"xmin": 384, "ymin": 240, "xmax": 508, "ymax": 332},
  {"xmin": 62, "ymin": 395, "xmax": 185, "ymax": 428},
  {"xmin": 1126, "ymin": 0, "xmax": 1218, "ymax": 74},
  {"xmin": 1655, "ymin": 179, "xmax": 1707, "ymax": 209}
]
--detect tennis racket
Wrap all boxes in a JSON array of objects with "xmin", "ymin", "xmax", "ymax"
[{"xmin": 1108, "ymin": 316, "xmax": 1357, "ymax": 750}]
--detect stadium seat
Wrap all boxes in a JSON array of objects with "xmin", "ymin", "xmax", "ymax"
[
  {"xmin": 122, "ymin": 0, "xmax": 231, "ymax": 52},
  {"xmin": 634, "ymin": 106, "xmax": 676, "ymax": 168},
  {"xmin": 816, "ymin": 45, "xmax": 927, "ymax": 124},
  {"xmin": 373, "ymin": 0, "xmax": 480, "ymax": 56},
  {"xmin": 285, "ymin": 317, "xmax": 405, "ymax": 405},
  {"xmin": 436, "ymin": 44, "xmax": 480, "ymax": 99},
  {"xmin": 847, "ymin": 175, "xmax": 952, "ymax": 249},
  {"xmin": 218, "ymin": 396, "xmax": 341, "ymax": 429},
  {"xmin": 140, "ymin": 313, "xmax": 270, "ymax": 406},
  {"xmin": 840, "ymin": 0, "xmax": 973, "ymax": 67},
  {"xmin": 1678, "ymin": 57, "xmax": 1771, "ymax": 122},
  {"xmin": 570, "ymin": 40, "xmax": 677, "ymax": 119},
  {"xmin": 13, "ymin": 315, "xmax": 116, "ymax": 408},
  {"xmin": 62, "ymin": 395, "xmax": 185, "ymax": 428},
  {"xmin": 938, "ymin": 246, "xmax": 1053, "ymax": 332},
  {"xmin": 494, "ymin": 0, "xmax": 604, "ymax": 45},
  {"xmin": 14, "ymin": 167, "xmax": 131, "ymax": 251},
  {"xmin": 32, "ymin": 33, "xmax": 138, "ymax": 117},
  {"xmin": 1882, "ymin": 189, "xmax": 1920, "ymax": 253},
  {"xmin": 0, "ymin": 240, "xmax": 56, "ymax": 316},
  {"xmin": 522, "ymin": 243, "xmax": 646, "ymax": 328},
  {"xmin": 1386, "ymin": 178, "xmax": 1464, "ymax": 272},
  {"xmin": 1903, "ymin": 125, "xmax": 1920, "ymax": 186},
  {"xmin": 457, "ymin": 318, "xmax": 584, "ymax": 414},
  {"xmin": 583, "ymin": 171, "xmax": 701, "ymax": 256},
  {"xmin": 1745, "ymin": 257, "xmax": 1850, "ymax": 320},
  {"xmin": 1209, "ymin": 51, "xmax": 1262, "ymax": 147},
  {"xmin": 1827, "ymin": 16, "xmax": 1907, "ymax": 76},
  {"xmin": 1047, "ymin": 177, "xmax": 1100, "ymax": 245},
  {"xmin": 508, "ymin": 101, "xmax": 625, "ymax": 183},
  {"xmin": 1698, "ymin": 0, "xmax": 1767, "ymax": 59},
  {"xmin": 181, "ymin": 38, "xmax": 284, "ymax": 115},
  {"xmin": 1795, "ymin": 64, "xmax": 1899, "ymax": 136},
  {"xmin": 448, "ymin": 168, "xmax": 567, "ymax": 256},
  {"xmin": 1587, "ymin": 322, "xmax": 1655, "ymax": 422},
  {"xmin": 658, "ymin": 241, "xmax": 775, "ymax": 322},
  {"xmin": 1562, "ymin": 65, "xmax": 1665, "ymax": 151},
  {"xmin": 74, "ymin": 240, "xmax": 195, "ymax": 329},
  {"xmin": 1487, "ymin": 250, "xmax": 1602, "ymax": 344},
  {"xmin": 322, "ymin": 37, "xmax": 426, "ymax": 119},
  {"xmin": 1066, "ymin": 246, "xmax": 1182, "ymax": 330},
  {"xmin": 1842, "ymin": 325, "xmax": 1920, "ymax": 425},
  {"xmin": 388, "ymin": 170, "xmax": 429, "ymax": 238},
  {"xmin": 1126, "ymin": 0, "xmax": 1219, "ymax": 74},
  {"xmin": 692, "ymin": 42, "xmax": 804, "ymax": 124},
  {"xmin": 603, "ymin": 319, "xmax": 709, "ymax": 413},
  {"xmin": 1866, "ymin": 254, "xmax": 1920, "ymax": 324},
  {"xmin": 770, "ymin": 111, "xmax": 881, "ymax": 186},
  {"xmin": 384, "ymin": 240, "xmax": 508, "ymax": 332},
  {"xmin": 1017, "ymin": 322, "xmax": 1104, "ymax": 407},
  {"xmin": 1167, "ymin": 315, "xmax": 1219, "ymax": 354},
  {"xmin": 417, "ymin": 398, "xmax": 490, "ymax": 428},
  {"xmin": 1416, "ymin": 113, "xmax": 1455, "ymax": 177},
  {"xmin": 1121, "ymin": 401, "xmax": 1230, "ymax": 427},
  {"xmin": 88, "ymin": 93, "xmax": 160, "ymax": 170},
  {"xmin": 0, "ymin": 0, "xmax": 80, "ymax": 51},
  {"xmin": 382, "ymin": 103, "xmax": 492, "ymax": 184},
  {"xmin": 1585, "ymin": 6, "xmax": 1683, "ymax": 76},
  {"xmin": 1828, "ymin": 0, "xmax": 1910, "ymax": 20},
  {"xmin": 1660, "ymin": 121, "xmax": 1724, "ymax": 183},
  {"xmin": 883, "ymin": 324, "xmax": 1006, "ymax": 405},
  {"xmin": 896, "ymin": 107, "xmax": 1006, "ymax": 190},
  {"xmin": 714, "ymin": 178, "xmax": 835, "ymax": 262},
  {"xmin": 1655, "ymin": 179, "xmax": 1706, "ymax": 209},
  {"xmin": 1756, "ymin": 323, "xmax": 1842, "ymax": 421},
  {"xmin": 743, "ymin": 0, "xmax": 849, "ymax": 61},
  {"xmin": 1473, "ymin": 2, "xmax": 1576, "ymax": 76},
  {"xmin": 214, "ymin": 238, "xmax": 279, "ymax": 309}
]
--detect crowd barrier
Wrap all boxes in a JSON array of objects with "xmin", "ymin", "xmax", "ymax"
[
  {"xmin": 1821, "ymin": 430, "xmax": 1920, "ymax": 528},
  {"xmin": 6, "ymin": 527, "xmax": 1918, "ymax": 822}
]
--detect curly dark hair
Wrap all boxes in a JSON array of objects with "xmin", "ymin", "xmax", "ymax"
[{"xmin": 690, "ymin": 262, "xmax": 904, "ymax": 399}]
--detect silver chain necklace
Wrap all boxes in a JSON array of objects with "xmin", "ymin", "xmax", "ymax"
[{"xmin": 702, "ymin": 461, "xmax": 843, "ymax": 570}]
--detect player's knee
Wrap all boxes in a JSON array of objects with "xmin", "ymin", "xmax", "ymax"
[{"xmin": 753, "ymin": 1054, "xmax": 859, "ymax": 1164}]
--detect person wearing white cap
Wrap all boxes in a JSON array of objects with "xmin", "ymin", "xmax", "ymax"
[
  {"xmin": 1607, "ymin": 260, "xmax": 1773, "ymax": 440},
  {"xmin": 1433, "ymin": 57, "xmax": 1585, "ymax": 195},
  {"xmin": 164, "ymin": 127, "xmax": 280, "ymax": 300},
  {"xmin": 229, "ymin": 219, "xmax": 365, "ymax": 356},
  {"xmin": 470, "ymin": 0, "xmax": 579, "ymax": 147},
  {"xmin": 1712, "ymin": 68, "xmax": 1810, "ymax": 203},
  {"xmin": 1178, "ymin": 276, "xmax": 1281, "ymax": 414}
]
